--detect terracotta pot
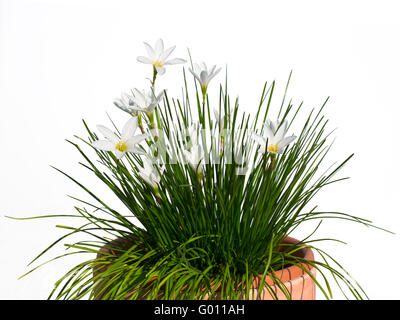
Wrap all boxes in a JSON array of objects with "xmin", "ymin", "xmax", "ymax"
[
  {"xmin": 250, "ymin": 236, "xmax": 316, "ymax": 300},
  {"xmin": 93, "ymin": 235, "xmax": 316, "ymax": 300}
]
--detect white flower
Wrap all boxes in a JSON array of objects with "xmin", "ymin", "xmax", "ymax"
[
  {"xmin": 114, "ymin": 91, "xmax": 138, "ymax": 116},
  {"xmin": 130, "ymin": 88, "xmax": 164, "ymax": 115},
  {"xmin": 137, "ymin": 38, "xmax": 186, "ymax": 75},
  {"xmin": 183, "ymin": 144, "xmax": 204, "ymax": 174},
  {"xmin": 139, "ymin": 157, "xmax": 164, "ymax": 189},
  {"xmin": 92, "ymin": 117, "xmax": 147, "ymax": 159},
  {"xmin": 213, "ymin": 107, "xmax": 232, "ymax": 130},
  {"xmin": 189, "ymin": 62, "xmax": 221, "ymax": 94},
  {"xmin": 253, "ymin": 119, "xmax": 297, "ymax": 154},
  {"xmin": 185, "ymin": 123, "xmax": 200, "ymax": 147}
]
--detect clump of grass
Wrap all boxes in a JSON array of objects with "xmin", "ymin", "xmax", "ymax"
[{"xmin": 14, "ymin": 68, "xmax": 389, "ymax": 300}]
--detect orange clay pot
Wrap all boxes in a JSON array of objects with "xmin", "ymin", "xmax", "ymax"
[
  {"xmin": 93, "ymin": 235, "xmax": 316, "ymax": 300},
  {"xmin": 250, "ymin": 236, "xmax": 316, "ymax": 300}
]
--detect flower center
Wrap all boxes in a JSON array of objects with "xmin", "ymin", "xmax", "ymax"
[
  {"xmin": 153, "ymin": 60, "xmax": 163, "ymax": 67},
  {"xmin": 268, "ymin": 143, "xmax": 279, "ymax": 153},
  {"xmin": 115, "ymin": 141, "xmax": 128, "ymax": 152}
]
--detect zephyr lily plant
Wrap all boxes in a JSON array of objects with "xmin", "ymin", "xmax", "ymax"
[
  {"xmin": 113, "ymin": 91, "xmax": 138, "ymax": 117},
  {"xmin": 137, "ymin": 38, "xmax": 186, "ymax": 77},
  {"xmin": 189, "ymin": 62, "xmax": 221, "ymax": 96},
  {"xmin": 139, "ymin": 157, "xmax": 164, "ymax": 190},
  {"xmin": 253, "ymin": 119, "xmax": 297, "ymax": 155},
  {"xmin": 15, "ymin": 38, "xmax": 391, "ymax": 301},
  {"xmin": 91, "ymin": 117, "xmax": 147, "ymax": 159},
  {"xmin": 183, "ymin": 144, "xmax": 204, "ymax": 175},
  {"xmin": 130, "ymin": 88, "xmax": 164, "ymax": 115},
  {"xmin": 213, "ymin": 107, "xmax": 233, "ymax": 131}
]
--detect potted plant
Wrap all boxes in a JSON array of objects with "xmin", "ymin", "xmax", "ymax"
[{"xmin": 18, "ymin": 38, "xmax": 387, "ymax": 300}]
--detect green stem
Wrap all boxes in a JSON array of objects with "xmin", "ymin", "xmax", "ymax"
[
  {"xmin": 219, "ymin": 134, "xmax": 224, "ymax": 155},
  {"xmin": 148, "ymin": 111, "xmax": 155, "ymax": 129},
  {"xmin": 138, "ymin": 113, "xmax": 145, "ymax": 134},
  {"xmin": 197, "ymin": 171, "xmax": 203, "ymax": 191},
  {"xmin": 155, "ymin": 187, "xmax": 162, "ymax": 205},
  {"xmin": 152, "ymin": 66, "xmax": 158, "ymax": 87},
  {"xmin": 148, "ymin": 111, "xmax": 158, "ymax": 141},
  {"xmin": 269, "ymin": 153, "xmax": 277, "ymax": 171},
  {"xmin": 202, "ymin": 92, "xmax": 206, "ymax": 128}
]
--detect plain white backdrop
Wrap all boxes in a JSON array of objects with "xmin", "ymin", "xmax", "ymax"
[{"xmin": 0, "ymin": 0, "xmax": 399, "ymax": 299}]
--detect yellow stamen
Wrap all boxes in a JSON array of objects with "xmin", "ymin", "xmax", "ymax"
[
  {"xmin": 268, "ymin": 143, "xmax": 279, "ymax": 153},
  {"xmin": 153, "ymin": 60, "xmax": 163, "ymax": 67},
  {"xmin": 115, "ymin": 141, "xmax": 128, "ymax": 152}
]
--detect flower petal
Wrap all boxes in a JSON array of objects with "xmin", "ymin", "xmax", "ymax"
[
  {"xmin": 92, "ymin": 140, "xmax": 115, "ymax": 151},
  {"xmin": 121, "ymin": 117, "xmax": 138, "ymax": 140},
  {"xmin": 159, "ymin": 45, "xmax": 176, "ymax": 61},
  {"xmin": 154, "ymin": 38, "xmax": 164, "ymax": 57},
  {"xmin": 139, "ymin": 172, "xmax": 156, "ymax": 188},
  {"xmin": 127, "ymin": 134, "xmax": 148, "ymax": 146},
  {"xmin": 137, "ymin": 56, "xmax": 153, "ymax": 64},
  {"xmin": 130, "ymin": 146, "xmax": 146, "ymax": 155},
  {"xmin": 193, "ymin": 63, "xmax": 201, "ymax": 75},
  {"xmin": 277, "ymin": 135, "xmax": 297, "ymax": 150},
  {"xmin": 258, "ymin": 146, "xmax": 266, "ymax": 154},
  {"xmin": 189, "ymin": 68, "xmax": 201, "ymax": 83},
  {"xmin": 132, "ymin": 88, "xmax": 146, "ymax": 107},
  {"xmin": 208, "ymin": 67, "xmax": 221, "ymax": 82},
  {"xmin": 200, "ymin": 70, "xmax": 208, "ymax": 84},
  {"xmin": 262, "ymin": 123, "xmax": 275, "ymax": 141},
  {"xmin": 155, "ymin": 66, "xmax": 166, "ymax": 75},
  {"xmin": 143, "ymin": 42, "xmax": 155, "ymax": 59},
  {"xmin": 267, "ymin": 119, "xmax": 278, "ymax": 133},
  {"xmin": 213, "ymin": 108, "xmax": 220, "ymax": 121},
  {"xmin": 129, "ymin": 106, "xmax": 146, "ymax": 113},
  {"xmin": 209, "ymin": 65, "xmax": 216, "ymax": 75},
  {"xmin": 115, "ymin": 150, "xmax": 125, "ymax": 159},
  {"xmin": 164, "ymin": 58, "xmax": 186, "ymax": 65},
  {"xmin": 155, "ymin": 91, "xmax": 165, "ymax": 102},
  {"xmin": 141, "ymin": 157, "xmax": 154, "ymax": 174},
  {"xmin": 114, "ymin": 99, "xmax": 129, "ymax": 112},
  {"xmin": 148, "ymin": 91, "xmax": 164, "ymax": 110},
  {"xmin": 96, "ymin": 125, "xmax": 119, "ymax": 143},
  {"xmin": 275, "ymin": 120, "xmax": 288, "ymax": 141},
  {"xmin": 253, "ymin": 133, "xmax": 266, "ymax": 146}
]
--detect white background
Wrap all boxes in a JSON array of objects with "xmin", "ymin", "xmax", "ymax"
[{"xmin": 0, "ymin": 0, "xmax": 399, "ymax": 299}]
